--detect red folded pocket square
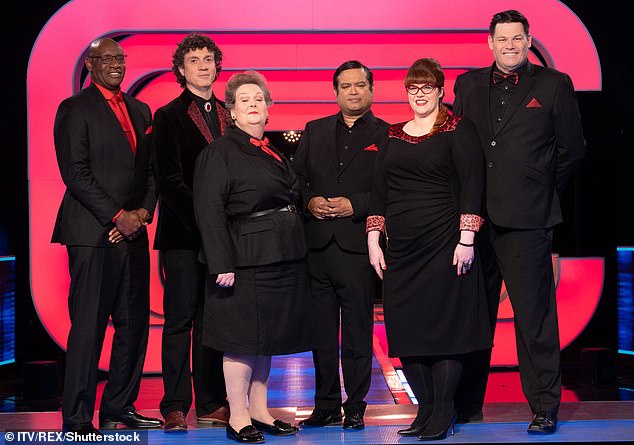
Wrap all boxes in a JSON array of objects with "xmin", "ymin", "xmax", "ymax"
[
  {"xmin": 364, "ymin": 144, "xmax": 378, "ymax": 151},
  {"xmin": 526, "ymin": 98, "xmax": 542, "ymax": 108},
  {"xmin": 145, "ymin": 125, "xmax": 153, "ymax": 134}
]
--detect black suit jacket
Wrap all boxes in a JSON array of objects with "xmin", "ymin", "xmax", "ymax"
[
  {"xmin": 292, "ymin": 111, "xmax": 389, "ymax": 253},
  {"xmin": 453, "ymin": 62, "xmax": 585, "ymax": 229},
  {"xmin": 193, "ymin": 126, "xmax": 307, "ymax": 275},
  {"xmin": 51, "ymin": 84, "xmax": 155, "ymax": 247},
  {"xmin": 152, "ymin": 91, "xmax": 230, "ymax": 250}
]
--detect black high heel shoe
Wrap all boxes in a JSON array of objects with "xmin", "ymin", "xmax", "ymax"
[
  {"xmin": 418, "ymin": 413, "xmax": 456, "ymax": 441},
  {"xmin": 398, "ymin": 415, "xmax": 430, "ymax": 436}
]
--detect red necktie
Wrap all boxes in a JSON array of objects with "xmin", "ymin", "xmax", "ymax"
[
  {"xmin": 111, "ymin": 94, "xmax": 136, "ymax": 154},
  {"xmin": 250, "ymin": 137, "xmax": 281, "ymax": 162},
  {"xmin": 492, "ymin": 71, "xmax": 519, "ymax": 85}
]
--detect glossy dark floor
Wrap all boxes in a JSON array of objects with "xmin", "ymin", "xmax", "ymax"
[{"xmin": 2, "ymin": 315, "xmax": 634, "ymax": 443}]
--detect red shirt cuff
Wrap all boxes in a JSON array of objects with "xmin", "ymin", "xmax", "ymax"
[{"xmin": 112, "ymin": 209, "xmax": 124, "ymax": 222}]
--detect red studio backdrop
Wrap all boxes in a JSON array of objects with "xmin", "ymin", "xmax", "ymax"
[{"xmin": 28, "ymin": 0, "xmax": 603, "ymax": 372}]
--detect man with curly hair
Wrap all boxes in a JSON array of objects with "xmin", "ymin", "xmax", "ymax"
[{"xmin": 152, "ymin": 33, "xmax": 231, "ymax": 432}]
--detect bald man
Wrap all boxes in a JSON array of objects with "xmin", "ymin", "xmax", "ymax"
[{"xmin": 52, "ymin": 38, "xmax": 162, "ymax": 434}]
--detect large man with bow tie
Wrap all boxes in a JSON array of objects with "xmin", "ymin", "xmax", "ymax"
[
  {"xmin": 152, "ymin": 34, "xmax": 231, "ymax": 432},
  {"xmin": 53, "ymin": 38, "xmax": 161, "ymax": 434},
  {"xmin": 452, "ymin": 10, "xmax": 585, "ymax": 434},
  {"xmin": 292, "ymin": 60, "xmax": 388, "ymax": 430}
]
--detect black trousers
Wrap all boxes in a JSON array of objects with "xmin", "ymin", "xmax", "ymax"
[
  {"xmin": 159, "ymin": 250, "xmax": 226, "ymax": 417},
  {"xmin": 455, "ymin": 224, "xmax": 561, "ymax": 415},
  {"xmin": 307, "ymin": 239, "xmax": 375, "ymax": 413},
  {"xmin": 62, "ymin": 243, "xmax": 149, "ymax": 427}
]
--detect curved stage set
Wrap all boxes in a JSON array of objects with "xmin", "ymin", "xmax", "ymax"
[{"xmin": 3, "ymin": 0, "xmax": 634, "ymax": 443}]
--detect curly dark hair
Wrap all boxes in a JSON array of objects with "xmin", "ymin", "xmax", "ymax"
[{"xmin": 172, "ymin": 33, "xmax": 223, "ymax": 87}]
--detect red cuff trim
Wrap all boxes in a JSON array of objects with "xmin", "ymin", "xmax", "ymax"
[
  {"xmin": 460, "ymin": 214, "xmax": 484, "ymax": 232},
  {"xmin": 112, "ymin": 209, "xmax": 124, "ymax": 222},
  {"xmin": 366, "ymin": 215, "xmax": 386, "ymax": 234}
]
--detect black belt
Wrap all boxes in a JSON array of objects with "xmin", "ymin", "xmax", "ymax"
[{"xmin": 240, "ymin": 204, "xmax": 297, "ymax": 220}]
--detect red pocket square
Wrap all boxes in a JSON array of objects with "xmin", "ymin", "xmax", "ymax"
[
  {"xmin": 364, "ymin": 144, "xmax": 378, "ymax": 152},
  {"xmin": 145, "ymin": 125, "xmax": 153, "ymax": 134},
  {"xmin": 526, "ymin": 98, "xmax": 542, "ymax": 108}
]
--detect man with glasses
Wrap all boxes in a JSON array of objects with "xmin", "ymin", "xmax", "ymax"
[
  {"xmin": 53, "ymin": 38, "xmax": 162, "ymax": 434},
  {"xmin": 452, "ymin": 10, "xmax": 585, "ymax": 434},
  {"xmin": 152, "ymin": 33, "xmax": 231, "ymax": 432},
  {"xmin": 292, "ymin": 60, "xmax": 388, "ymax": 430}
]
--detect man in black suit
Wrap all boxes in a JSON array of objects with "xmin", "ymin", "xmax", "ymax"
[
  {"xmin": 293, "ymin": 60, "xmax": 388, "ymax": 430},
  {"xmin": 452, "ymin": 10, "xmax": 585, "ymax": 434},
  {"xmin": 152, "ymin": 33, "xmax": 230, "ymax": 432},
  {"xmin": 52, "ymin": 38, "xmax": 162, "ymax": 434}
]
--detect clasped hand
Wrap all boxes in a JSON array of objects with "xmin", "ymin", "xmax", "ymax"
[
  {"xmin": 108, "ymin": 208, "xmax": 151, "ymax": 244},
  {"xmin": 307, "ymin": 196, "xmax": 353, "ymax": 219}
]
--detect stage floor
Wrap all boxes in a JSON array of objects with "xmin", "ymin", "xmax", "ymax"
[{"xmin": 1, "ymin": 313, "xmax": 634, "ymax": 443}]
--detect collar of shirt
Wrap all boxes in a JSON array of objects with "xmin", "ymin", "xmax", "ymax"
[
  {"xmin": 186, "ymin": 88, "xmax": 216, "ymax": 113},
  {"xmin": 336, "ymin": 110, "xmax": 374, "ymax": 129},
  {"xmin": 93, "ymin": 82, "xmax": 122, "ymax": 101},
  {"xmin": 491, "ymin": 61, "xmax": 529, "ymax": 86}
]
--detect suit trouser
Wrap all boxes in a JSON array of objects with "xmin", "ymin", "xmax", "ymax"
[
  {"xmin": 307, "ymin": 239, "xmax": 375, "ymax": 413},
  {"xmin": 62, "ymin": 242, "xmax": 149, "ymax": 426},
  {"xmin": 455, "ymin": 224, "xmax": 561, "ymax": 415},
  {"xmin": 159, "ymin": 250, "xmax": 226, "ymax": 417}
]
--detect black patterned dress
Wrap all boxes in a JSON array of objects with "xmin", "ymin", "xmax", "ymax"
[{"xmin": 368, "ymin": 115, "xmax": 492, "ymax": 357}]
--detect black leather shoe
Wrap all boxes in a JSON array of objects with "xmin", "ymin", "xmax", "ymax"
[
  {"xmin": 99, "ymin": 409, "xmax": 164, "ymax": 429},
  {"xmin": 298, "ymin": 409, "xmax": 342, "ymax": 427},
  {"xmin": 62, "ymin": 423, "xmax": 104, "ymax": 440},
  {"xmin": 527, "ymin": 411, "xmax": 557, "ymax": 434},
  {"xmin": 226, "ymin": 424, "xmax": 265, "ymax": 443},
  {"xmin": 343, "ymin": 412, "xmax": 365, "ymax": 430},
  {"xmin": 456, "ymin": 410, "xmax": 483, "ymax": 424},
  {"xmin": 251, "ymin": 418, "xmax": 299, "ymax": 436}
]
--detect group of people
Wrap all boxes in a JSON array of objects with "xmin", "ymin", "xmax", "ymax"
[{"xmin": 52, "ymin": 8, "xmax": 585, "ymax": 444}]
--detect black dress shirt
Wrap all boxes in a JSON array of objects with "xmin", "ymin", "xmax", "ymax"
[
  {"xmin": 489, "ymin": 63, "xmax": 528, "ymax": 129},
  {"xmin": 336, "ymin": 111, "xmax": 371, "ymax": 172},
  {"xmin": 188, "ymin": 89, "xmax": 222, "ymax": 139}
]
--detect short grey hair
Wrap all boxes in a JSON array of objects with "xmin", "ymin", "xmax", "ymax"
[{"xmin": 224, "ymin": 70, "xmax": 273, "ymax": 110}]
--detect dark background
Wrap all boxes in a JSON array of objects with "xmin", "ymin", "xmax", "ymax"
[{"xmin": 2, "ymin": 1, "xmax": 633, "ymax": 378}]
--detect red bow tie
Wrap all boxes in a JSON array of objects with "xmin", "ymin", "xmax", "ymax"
[
  {"xmin": 492, "ymin": 71, "xmax": 519, "ymax": 85},
  {"xmin": 250, "ymin": 137, "xmax": 281, "ymax": 162}
]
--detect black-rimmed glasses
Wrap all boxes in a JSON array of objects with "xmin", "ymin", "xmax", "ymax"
[
  {"xmin": 89, "ymin": 54, "xmax": 127, "ymax": 65},
  {"xmin": 406, "ymin": 84, "xmax": 436, "ymax": 95}
]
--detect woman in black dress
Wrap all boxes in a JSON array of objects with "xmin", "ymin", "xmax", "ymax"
[
  {"xmin": 367, "ymin": 59, "xmax": 491, "ymax": 440},
  {"xmin": 193, "ymin": 71, "xmax": 314, "ymax": 443}
]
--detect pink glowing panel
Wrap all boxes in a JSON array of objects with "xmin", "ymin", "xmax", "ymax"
[{"xmin": 28, "ymin": 0, "xmax": 601, "ymax": 372}]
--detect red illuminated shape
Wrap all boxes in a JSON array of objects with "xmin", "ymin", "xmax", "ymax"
[{"xmin": 28, "ymin": 0, "xmax": 601, "ymax": 372}]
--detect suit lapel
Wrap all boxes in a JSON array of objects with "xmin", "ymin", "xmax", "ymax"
[
  {"xmin": 216, "ymin": 102, "xmax": 231, "ymax": 136},
  {"xmin": 187, "ymin": 101, "xmax": 213, "ymax": 144},
  {"xmin": 324, "ymin": 115, "xmax": 339, "ymax": 172},
  {"xmin": 493, "ymin": 62, "xmax": 535, "ymax": 137}
]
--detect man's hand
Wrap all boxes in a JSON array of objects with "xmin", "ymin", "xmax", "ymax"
[
  {"xmin": 108, "ymin": 227, "xmax": 124, "ymax": 244},
  {"xmin": 114, "ymin": 210, "xmax": 144, "ymax": 238},
  {"xmin": 307, "ymin": 196, "xmax": 335, "ymax": 220},
  {"xmin": 327, "ymin": 197, "xmax": 353, "ymax": 218},
  {"xmin": 134, "ymin": 208, "xmax": 151, "ymax": 224},
  {"xmin": 216, "ymin": 272, "xmax": 235, "ymax": 287}
]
